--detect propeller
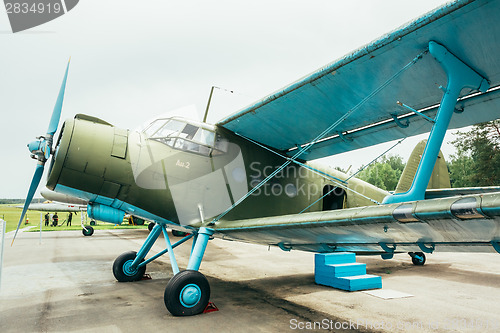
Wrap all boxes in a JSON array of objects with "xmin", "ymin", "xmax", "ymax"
[{"xmin": 12, "ymin": 60, "xmax": 70, "ymax": 245}]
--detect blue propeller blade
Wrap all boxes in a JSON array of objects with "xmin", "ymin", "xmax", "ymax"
[
  {"xmin": 47, "ymin": 59, "xmax": 70, "ymax": 137},
  {"xmin": 14, "ymin": 61, "xmax": 71, "ymax": 245},
  {"xmin": 12, "ymin": 163, "xmax": 44, "ymax": 245}
]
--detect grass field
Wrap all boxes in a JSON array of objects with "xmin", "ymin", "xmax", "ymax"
[{"xmin": 0, "ymin": 204, "xmax": 149, "ymax": 233}]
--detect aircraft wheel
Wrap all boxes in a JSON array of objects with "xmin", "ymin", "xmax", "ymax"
[
  {"xmin": 134, "ymin": 218, "xmax": 145, "ymax": 226},
  {"xmin": 90, "ymin": 220, "xmax": 96, "ymax": 226},
  {"xmin": 148, "ymin": 222, "xmax": 155, "ymax": 232},
  {"xmin": 164, "ymin": 270, "xmax": 210, "ymax": 316},
  {"xmin": 113, "ymin": 251, "xmax": 146, "ymax": 282},
  {"xmin": 82, "ymin": 226, "xmax": 94, "ymax": 236},
  {"xmin": 172, "ymin": 230, "xmax": 187, "ymax": 237},
  {"xmin": 410, "ymin": 252, "xmax": 426, "ymax": 266}
]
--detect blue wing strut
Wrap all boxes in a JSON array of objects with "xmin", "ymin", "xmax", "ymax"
[{"xmin": 383, "ymin": 41, "xmax": 489, "ymax": 204}]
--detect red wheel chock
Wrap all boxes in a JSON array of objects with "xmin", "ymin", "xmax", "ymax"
[{"xmin": 203, "ymin": 302, "xmax": 219, "ymax": 313}]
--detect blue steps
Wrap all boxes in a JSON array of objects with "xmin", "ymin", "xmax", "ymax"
[{"xmin": 315, "ymin": 252, "xmax": 382, "ymax": 291}]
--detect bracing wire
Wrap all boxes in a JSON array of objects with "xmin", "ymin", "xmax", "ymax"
[{"xmin": 211, "ymin": 48, "xmax": 428, "ymax": 223}]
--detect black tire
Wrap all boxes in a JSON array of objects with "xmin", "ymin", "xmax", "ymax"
[
  {"xmin": 148, "ymin": 222, "xmax": 155, "ymax": 232},
  {"xmin": 112, "ymin": 251, "xmax": 146, "ymax": 282},
  {"xmin": 134, "ymin": 218, "xmax": 145, "ymax": 226},
  {"xmin": 410, "ymin": 252, "xmax": 426, "ymax": 266},
  {"xmin": 90, "ymin": 220, "xmax": 96, "ymax": 226},
  {"xmin": 172, "ymin": 230, "xmax": 188, "ymax": 237},
  {"xmin": 164, "ymin": 270, "xmax": 210, "ymax": 316},
  {"xmin": 82, "ymin": 226, "xmax": 94, "ymax": 236}
]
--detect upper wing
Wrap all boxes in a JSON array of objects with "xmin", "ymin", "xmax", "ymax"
[{"xmin": 217, "ymin": 0, "xmax": 500, "ymax": 160}]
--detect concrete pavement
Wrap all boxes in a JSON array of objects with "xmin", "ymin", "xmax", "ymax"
[{"xmin": 1, "ymin": 229, "xmax": 500, "ymax": 332}]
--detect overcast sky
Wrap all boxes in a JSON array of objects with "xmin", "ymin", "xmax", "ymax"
[{"xmin": 0, "ymin": 0, "xmax": 453, "ymax": 199}]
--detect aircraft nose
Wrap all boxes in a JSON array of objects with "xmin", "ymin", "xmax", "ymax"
[{"xmin": 46, "ymin": 115, "xmax": 132, "ymax": 195}]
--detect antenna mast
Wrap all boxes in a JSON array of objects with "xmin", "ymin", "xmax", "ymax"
[{"xmin": 203, "ymin": 86, "xmax": 216, "ymax": 123}]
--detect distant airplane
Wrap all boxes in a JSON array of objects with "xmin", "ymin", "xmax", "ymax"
[
  {"xmin": 18, "ymin": 187, "xmax": 92, "ymax": 235},
  {"xmin": 19, "ymin": 188, "xmax": 149, "ymax": 236},
  {"xmin": 14, "ymin": 0, "xmax": 500, "ymax": 317}
]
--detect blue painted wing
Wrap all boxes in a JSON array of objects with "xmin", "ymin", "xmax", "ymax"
[
  {"xmin": 215, "ymin": 191, "xmax": 500, "ymax": 254},
  {"xmin": 218, "ymin": 0, "xmax": 500, "ymax": 160}
]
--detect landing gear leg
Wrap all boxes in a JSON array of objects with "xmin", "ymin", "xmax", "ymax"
[
  {"xmin": 409, "ymin": 252, "xmax": 426, "ymax": 266},
  {"xmin": 112, "ymin": 223, "xmax": 212, "ymax": 316},
  {"xmin": 164, "ymin": 227, "xmax": 214, "ymax": 316}
]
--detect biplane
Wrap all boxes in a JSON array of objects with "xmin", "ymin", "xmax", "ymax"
[{"xmin": 14, "ymin": 0, "xmax": 500, "ymax": 316}]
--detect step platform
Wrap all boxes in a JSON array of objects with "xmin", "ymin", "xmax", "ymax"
[{"xmin": 315, "ymin": 252, "xmax": 382, "ymax": 291}]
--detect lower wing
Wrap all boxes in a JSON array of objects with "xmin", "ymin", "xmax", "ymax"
[{"xmin": 215, "ymin": 191, "xmax": 500, "ymax": 255}]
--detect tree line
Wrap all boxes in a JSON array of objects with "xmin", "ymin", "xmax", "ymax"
[
  {"xmin": 354, "ymin": 120, "xmax": 500, "ymax": 191},
  {"xmin": 0, "ymin": 198, "xmax": 43, "ymax": 205}
]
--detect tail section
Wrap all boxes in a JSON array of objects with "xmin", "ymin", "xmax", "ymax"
[{"xmin": 395, "ymin": 140, "xmax": 450, "ymax": 194}]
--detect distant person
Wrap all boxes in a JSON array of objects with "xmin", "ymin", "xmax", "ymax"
[
  {"xmin": 44, "ymin": 213, "xmax": 49, "ymax": 226},
  {"xmin": 53, "ymin": 213, "xmax": 59, "ymax": 227},
  {"xmin": 67, "ymin": 212, "xmax": 72, "ymax": 226}
]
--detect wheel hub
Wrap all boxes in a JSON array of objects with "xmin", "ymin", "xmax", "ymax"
[
  {"xmin": 180, "ymin": 284, "xmax": 201, "ymax": 308},
  {"xmin": 123, "ymin": 259, "xmax": 138, "ymax": 276}
]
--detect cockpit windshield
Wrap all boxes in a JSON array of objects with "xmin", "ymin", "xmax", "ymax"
[{"xmin": 142, "ymin": 117, "xmax": 228, "ymax": 156}]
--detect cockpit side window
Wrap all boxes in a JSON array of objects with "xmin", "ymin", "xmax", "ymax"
[
  {"xmin": 143, "ymin": 119, "xmax": 168, "ymax": 137},
  {"xmin": 179, "ymin": 124, "xmax": 198, "ymax": 140},
  {"xmin": 154, "ymin": 120, "xmax": 185, "ymax": 138},
  {"xmin": 144, "ymin": 118, "xmax": 226, "ymax": 156},
  {"xmin": 194, "ymin": 128, "xmax": 215, "ymax": 146}
]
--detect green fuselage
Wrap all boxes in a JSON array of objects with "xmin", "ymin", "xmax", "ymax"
[{"xmin": 47, "ymin": 115, "xmax": 388, "ymax": 227}]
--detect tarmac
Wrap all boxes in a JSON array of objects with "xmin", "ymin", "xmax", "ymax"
[{"xmin": 1, "ymin": 228, "xmax": 500, "ymax": 333}]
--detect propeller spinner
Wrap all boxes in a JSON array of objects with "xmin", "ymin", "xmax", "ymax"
[{"xmin": 12, "ymin": 60, "xmax": 70, "ymax": 245}]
